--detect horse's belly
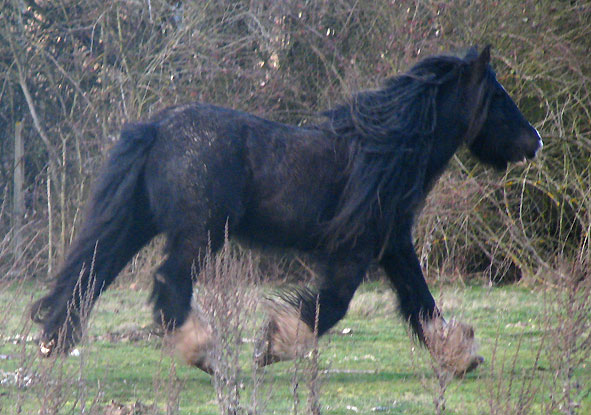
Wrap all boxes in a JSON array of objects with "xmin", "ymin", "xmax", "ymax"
[{"xmin": 235, "ymin": 204, "xmax": 324, "ymax": 251}]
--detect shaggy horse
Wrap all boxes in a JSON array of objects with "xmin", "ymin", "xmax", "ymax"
[{"xmin": 31, "ymin": 46, "xmax": 541, "ymax": 375}]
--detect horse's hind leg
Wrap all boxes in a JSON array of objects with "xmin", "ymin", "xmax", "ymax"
[
  {"xmin": 151, "ymin": 237, "xmax": 196, "ymax": 330},
  {"xmin": 150, "ymin": 231, "xmax": 221, "ymax": 373},
  {"xmin": 258, "ymin": 250, "xmax": 371, "ymax": 366}
]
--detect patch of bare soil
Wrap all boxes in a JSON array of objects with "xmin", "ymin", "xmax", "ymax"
[{"xmin": 93, "ymin": 325, "xmax": 163, "ymax": 344}]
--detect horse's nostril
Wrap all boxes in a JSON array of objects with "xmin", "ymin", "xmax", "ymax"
[
  {"xmin": 531, "ymin": 138, "xmax": 543, "ymax": 158},
  {"xmin": 533, "ymin": 127, "xmax": 543, "ymax": 150},
  {"xmin": 526, "ymin": 148, "xmax": 538, "ymax": 159}
]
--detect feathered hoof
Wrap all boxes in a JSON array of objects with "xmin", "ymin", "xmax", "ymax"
[
  {"xmin": 38, "ymin": 332, "xmax": 75, "ymax": 358},
  {"xmin": 423, "ymin": 317, "xmax": 484, "ymax": 377},
  {"xmin": 255, "ymin": 303, "xmax": 315, "ymax": 368},
  {"xmin": 39, "ymin": 339, "xmax": 56, "ymax": 358},
  {"xmin": 172, "ymin": 310, "xmax": 215, "ymax": 375},
  {"xmin": 255, "ymin": 335, "xmax": 281, "ymax": 368},
  {"xmin": 255, "ymin": 319, "xmax": 284, "ymax": 368},
  {"xmin": 460, "ymin": 354, "xmax": 484, "ymax": 376},
  {"xmin": 188, "ymin": 356, "xmax": 215, "ymax": 375}
]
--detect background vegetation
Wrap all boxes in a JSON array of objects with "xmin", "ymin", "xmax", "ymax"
[
  {"xmin": 1, "ymin": 0, "xmax": 589, "ymax": 283},
  {"xmin": 0, "ymin": 0, "xmax": 590, "ymax": 414}
]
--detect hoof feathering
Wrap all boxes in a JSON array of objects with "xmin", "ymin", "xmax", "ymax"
[
  {"xmin": 172, "ymin": 310, "xmax": 215, "ymax": 374},
  {"xmin": 423, "ymin": 317, "xmax": 483, "ymax": 377},
  {"xmin": 256, "ymin": 303, "xmax": 315, "ymax": 367},
  {"xmin": 39, "ymin": 339, "xmax": 55, "ymax": 357}
]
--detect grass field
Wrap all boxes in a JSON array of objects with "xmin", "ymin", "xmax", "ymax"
[{"xmin": 1, "ymin": 279, "xmax": 590, "ymax": 415}]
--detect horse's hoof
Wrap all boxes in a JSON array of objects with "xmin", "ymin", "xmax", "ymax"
[
  {"xmin": 254, "ymin": 339, "xmax": 282, "ymax": 368},
  {"xmin": 256, "ymin": 305, "xmax": 315, "ymax": 368},
  {"xmin": 423, "ymin": 317, "xmax": 483, "ymax": 378},
  {"xmin": 454, "ymin": 354, "xmax": 484, "ymax": 377},
  {"xmin": 39, "ymin": 339, "xmax": 55, "ymax": 357},
  {"xmin": 191, "ymin": 357, "xmax": 215, "ymax": 375},
  {"xmin": 172, "ymin": 310, "xmax": 215, "ymax": 374}
]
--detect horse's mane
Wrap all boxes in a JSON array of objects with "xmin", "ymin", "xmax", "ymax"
[{"xmin": 322, "ymin": 54, "xmax": 469, "ymax": 252}]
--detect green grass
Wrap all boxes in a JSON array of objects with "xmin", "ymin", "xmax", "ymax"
[{"xmin": 0, "ymin": 280, "xmax": 589, "ymax": 414}]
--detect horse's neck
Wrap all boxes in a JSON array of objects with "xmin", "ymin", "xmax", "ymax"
[{"xmin": 423, "ymin": 125, "xmax": 466, "ymax": 192}]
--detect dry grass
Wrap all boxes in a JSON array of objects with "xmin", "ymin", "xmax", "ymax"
[
  {"xmin": 541, "ymin": 260, "xmax": 591, "ymax": 414},
  {"xmin": 2, "ymin": 255, "xmax": 591, "ymax": 413}
]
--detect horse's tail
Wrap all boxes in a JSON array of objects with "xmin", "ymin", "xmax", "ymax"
[{"xmin": 31, "ymin": 122, "xmax": 159, "ymax": 352}]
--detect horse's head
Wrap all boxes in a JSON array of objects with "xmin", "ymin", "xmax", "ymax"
[{"xmin": 462, "ymin": 46, "xmax": 542, "ymax": 169}]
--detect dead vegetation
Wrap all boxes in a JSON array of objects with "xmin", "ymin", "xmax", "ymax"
[{"xmin": 1, "ymin": 0, "xmax": 589, "ymax": 284}]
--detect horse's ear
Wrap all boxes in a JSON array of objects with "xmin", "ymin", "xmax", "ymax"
[
  {"xmin": 478, "ymin": 45, "xmax": 491, "ymax": 66},
  {"xmin": 464, "ymin": 46, "xmax": 479, "ymax": 61},
  {"xmin": 468, "ymin": 45, "xmax": 491, "ymax": 83}
]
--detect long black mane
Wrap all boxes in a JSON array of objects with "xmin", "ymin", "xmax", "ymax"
[{"xmin": 322, "ymin": 55, "xmax": 467, "ymax": 251}]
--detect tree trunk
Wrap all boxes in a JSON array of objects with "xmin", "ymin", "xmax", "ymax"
[{"xmin": 13, "ymin": 120, "xmax": 24, "ymax": 267}]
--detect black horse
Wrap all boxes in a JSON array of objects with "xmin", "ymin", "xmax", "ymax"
[{"xmin": 31, "ymin": 46, "xmax": 541, "ymax": 375}]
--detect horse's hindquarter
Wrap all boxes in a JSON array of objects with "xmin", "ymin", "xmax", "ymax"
[{"xmin": 143, "ymin": 104, "xmax": 252, "ymax": 236}]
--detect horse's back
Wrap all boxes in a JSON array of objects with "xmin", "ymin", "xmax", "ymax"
[
  {"xmin": 140, "ymin": 103, "xmax": 342, "ymax": 249},
  {"xmin": 239, "ymin": 118, "xmax": 346, "ymax": 249},
  {"xmin": 140, "ymin": 102, "xmax": 345, "ymax": 250}
]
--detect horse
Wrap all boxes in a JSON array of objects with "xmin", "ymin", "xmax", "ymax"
[{"xmin": 31, "ymin": 46, "xmax": 542, "ymax": 376}]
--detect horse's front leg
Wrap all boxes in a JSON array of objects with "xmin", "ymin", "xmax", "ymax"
[
  {"xmin": 379, "ymin": 236, "xmax": 438, "ymax": 342},
  {"xmin": 380, "ymin": 232, "xmax": 483, "ymax": 376}
]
